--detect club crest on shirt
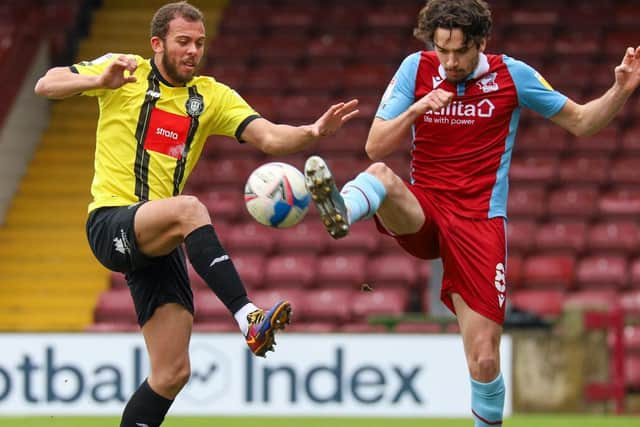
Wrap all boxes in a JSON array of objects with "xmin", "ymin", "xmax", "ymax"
[
  {"xmin": 476, "ymin": 72, "xmax": 499, "ymax": 93},
  {"xmin": 186, "ymin": 93, "xmax": 204, "ymax": 118}
]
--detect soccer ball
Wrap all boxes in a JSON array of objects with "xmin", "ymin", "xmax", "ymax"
[{"xmin": 244, "ymin": 162, "xmax": 311, "ymax": 228}]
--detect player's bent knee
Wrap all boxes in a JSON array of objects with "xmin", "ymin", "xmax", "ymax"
[
  {"xmin": 155, "ymin": 362, "xmax": 191, "ymax": 394},
  {"xmin": 175, "ymin": 195, "xmax": 210, "ymax": 222},
  {"xmin": 472, "ymin": 357, "xmax": 500, "ymax": 381},
  {"xmin": 365, "ymin": 162, "xmax": 398, "ymax": 188}
]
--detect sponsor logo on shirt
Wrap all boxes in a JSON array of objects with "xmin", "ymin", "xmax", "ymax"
[{"xmin": 423, "ymin": 99, "xmax": 495, "ymax": 126}]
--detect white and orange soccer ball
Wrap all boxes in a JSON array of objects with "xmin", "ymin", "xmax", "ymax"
[{"xmin": 244, "ymin": 162, "xmax": 310, "ymax": 228}]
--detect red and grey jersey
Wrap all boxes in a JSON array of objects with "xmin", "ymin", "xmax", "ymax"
[{"xmin": 377, "ymin": 51, "xmax": 568, "ymax": 219}]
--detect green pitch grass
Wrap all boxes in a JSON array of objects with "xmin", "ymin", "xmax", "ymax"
[{"xmin": 0, "ymin": 415, "xmax": 638, "ymax": 427}]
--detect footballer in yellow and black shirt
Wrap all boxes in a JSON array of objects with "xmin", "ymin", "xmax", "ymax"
[{"xmin": 71, "ymin": 53, "xmax": 259, "ymax": 212}]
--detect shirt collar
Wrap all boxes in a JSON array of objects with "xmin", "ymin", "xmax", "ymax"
[{"xmin": 437, "ymin": 52, "xmax": 490, "ymax": 82}]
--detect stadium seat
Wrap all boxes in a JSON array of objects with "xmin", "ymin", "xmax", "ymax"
[
  {"xmin": 575, "ymin": 254, "xmax": 629, "ymax": 290},
  {"xmin": 278, "ymin": 95, "xmax": 332, "ymax": 123},
  {"xmin": 244, "ymin": 64, "xmax": 296, "ymax": 95},
  {"xmin": 587, "ymin": 221, "xmax": 640, "ymax": 254},
  {"xmin": 507, "ymin": 186, "xmax": 547, "ymax": 219},
  {"xmin": 188, "ymin": 158, "xmax": 255, "ymax": 189},
  {"xmin": 394, "ymin": 321, "xmax": 443, "ymax": 334},
  {"xmin": 629, "ymin": 258, "xmax": 640, "ymax": 289},
  {"xmin": 598, "ymin": 189, "xmax": 640, "ymax": 218},
  {"xmin": 206, "ymin": 63, "xmax": 248, "ymax": 90},
  {"xmin": 521, "ymin": 254, "xmax": 576, "ymax": 289},
  {"xmin": 301, "ymin": 288, "xmax": 354, "ymax": 323},
  {"xmin": 507, "ymin": 253, "xmax": 524, "ymax": 289},
  {"xmin": 110, "ymin": 271, "xmax": 127, "ymax": 289},
  {"xmin": 274, "ymin": 220, "xmax": 330, "ymax": 254},
  {"xmin": 534, "ymin": 220, "xmax": 587, "ymax": 254},
  {"xmin": 515, "ymin": 123, "xmax": 569, "ymax": 153},
  {"xmin": 563, "ymin": 289, "xmax": 619, "ymax": 312},
  {"xmin": 316, "ymin": 254, "xmax": 368, "ymax": 288},
  {"xmin": 306, "ymin": 33, "xmax": 355, "ymax": 64},
  {"xmin": 620, "ymin": 124, "xmax": 640, "ymax": 153},
  {"xmin": 507, "ymin": 219, "xmax": 537, "ymax": 254},
  {"xmin": 264, "ymin": 254, "xmax": 316, "ymax": 289},
  {"xmin": 566, "ymin": 126, "xmax": 619, "ymax": 153},
  {"xmin": 556, "ymin": 154, "xmax": 610, "ymax": 186},
  {"xmin": 193, "ymin": 291, "xmax": 232, "ymax": 323},
  {"xmin": 232, "ymin": 253, "xmax": 268, "ymax": 290},
  {"xmin": 350, "ymin": 288, "xmax": 409, "ymax": 320},
  {"xmin": 366, "ymin": 254, "xmax": 418, "ymax": 288},
  {"xmin": 93, "ymin": 289, "xmax": 137, "ymax": 325},
  {"xmin": 317, "ymin": 122, "xmax": 369, "ymax": 154},
  {"xmin": 192, "ymin": 321, "xmax": 238, "ymax": 333},
  {"xmin": 207, "ymin": 35, "xmax": 260, "ymax": 65},
  {"xmin": 226, "ymin": 222, "xmax": 277, "ymax": 255},
  {"xmin": 343, "ymin": 63, "xmax": 394, "ymax": 94},
  {"xmin": 288, "ymin": 63, "xmax": 345, "ymax": 94},
  {"xmin": 192, "ymin": 189, "xmax": 244, "ymax": 223},
  {"xmin": 287, "ymin": 321, "xmax": 339, "ymax": 333},
  {"xmin": 509, "ymin": 289, "xmax": 565, "ymax": 319},
  {"xmin": 609, "ymin": 156, "xmax": 640, "ymax": 187},
  {"xmin": 254, "ymin": 35, "xmax": 310, "ymax": 64},
  {"xmin": 340, "ymin": 322, "xmax": 388, "ymax": 333},
  {"xmin": 547, "ymin": 186, "xmax": 599, "ymax": 219},
  {"xmin": 619, "ymin": 290, "xmax": 640, "ymax": 317},
  {"xmin": 324, "ymin": 222, "xmax": 380, "ymax": 255},
  {"xmin": 509, "ymin": 155, "xmax": 557, "ymax": 185},
  {"xmin": 624, "ymin": 355, "xmax": 640, "ymax": 390}
]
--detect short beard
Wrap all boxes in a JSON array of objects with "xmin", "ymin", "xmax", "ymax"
[{"xmin": 161, "ymin": 52, "xmax": 193, "ymax": 85}]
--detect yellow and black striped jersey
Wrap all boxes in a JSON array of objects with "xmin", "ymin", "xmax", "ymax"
[{"xmin": 71, "ymin": 53, "xmax": 259, "ymax": 212}]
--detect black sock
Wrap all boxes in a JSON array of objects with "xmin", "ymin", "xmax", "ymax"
[
  {"xmin": 120, "ymin": 379, "xmax": 173, "ymax": 427},
  {"xmin": 185, "ymin": 224, "xmax": 250, "ymax": 314}
]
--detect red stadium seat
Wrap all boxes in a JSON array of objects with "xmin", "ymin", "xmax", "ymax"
[
  {"xmin": 244, "ymin": 64, "xmax": 296, "ymax": 95},
  {"xmin": 340, "ymin": 322, "xmax": 388, "ymax": 333},
  {"xmin": 620, "ymin": 125, "xmax": 640, "ymax": 153},
  {"xmin": 629, "ymin": 258, "xmax": 640, "ymax": 289},
  {"xmin": 288, "ymin": 63, "xmax": 344, "ymax": 94},
  {"xmin": 509, "ymin": 155, "xmax": 557, "ymax": 185},
  {"xmin": 624, "ymin": 355, "xmax": 640, "ymax": 390},
  {"xmin": 507, "ymin": 219, "xmax": 537, "ymax": 254},
  {"xmin": 547, "ymin": 186, "xmax": 599, "ymax": 219},
  {"xmin": 110, "ymin": 271, "xmax": 127, "ymax": 289},
  {"xmin": 515, "ymin": 123, "xmax": 568, "ymax": 153},
  {"xmin": 575, "ymin": 254, "xmax": 629, "ymax": 290},
  {"xmin": 274, "ymin": 220, "xmax": 330, "ymax": 254},
  {"xmin": 287, "ymin": 322, "xmax": 339, "ymax": 333},
  {"xmin": 301, "ymin": 288, "xmax": 354, "ymax": 322},
  {"xmin": 343, "ymin": 63, "xmax": 394, "ymax": 94},
  {"xmin": 318, "ymin": 122, "xmax": 369, "ymax": 154},
  {"xmin": 521, "ymin": 254, "xmax": 576, "ymax": 289},
  {"xmin": 264, "ymin": 254, "xmax": 316, "ymax": 289},
  {"xmin": 193, "ymin": 189, "xmax": 244, "ymax": 223},
  {"xmin": 233, "ymin": 253, "xmax": 267, "ymax": 290},
  {"xmin": 556, "ymin": 155, "xmax": 610, "ymax": 186},
  {"xmin": 208, "ymin": 35, "xmax": 260, "ymax": 64},
  {"xmin": 587, "ymin": 221, "xmax": 640, "ymax": 254},
  {"xmin": 188, "ymin": 158, "xmax": 255, "ymax": 189},
  {"xmin": 192, "ymin": 321, "xmax": 238, "ymax": 333},
  {"xmin": 509, "ymin": 289, "xmax": 565, "ymax": 319},
  {"xmin": 351, "ymin": 288, "xmax": 409, "ymax": 320},
  {"xmin": 250, "ymin": 288, "xmax": 307, "ymax": 321},
  {"xmin": 278, "ymin": 95, "xmax": 331, "ymax": 123},
  {"xmin": 254, "ymin": 35, "xmax": 309, "ymax": 64},
  {"xmin": 609, "ymin": 156, "xmax": 640, "ymax": 187},
  {"xmin": 316, "ymin": 254, "xmax": 368, "ymax": 288},
  {"xmin": 306, "ymin": 34, "xmax": 356, "ymax": 63},
  {"xmin": 206, "ymin": 63, "xmax": 248, "ymax": 90},
  {"xmin": 534, "ymin": 220, "xmax": 587, "ymax": 254},
  {"xmin": 366, "ymin": 254, "xmax": 418, "ymax": 288},
  {"xmin": 507, "ymin": 186, "xmax": 547, "ymax": 219},
  {"xmin": 94, "ymin": 289, "xmax": 137, "ymax": 324},
  {"xmin": 563, "ymin": 289, "xmax": 619, "ymax": 312},
  {"xmin": 226, "ymin": 222, "xmax": 277, "ymax": 255},
  {"xmin": 325, "ymin": 222, "xmax": 380, "ymax": 255},
  {"xmin": 507, "ymin": 253, "xmax": 524, "ymax": 289},
  {"xmin": 620, "ymin": 290, "xmax": 640, "ymax": 317},
  {"xmin": 193, "ymin": 291, "xmax": 234, "ymax": 323},
  {"xmin": 566, "ymin": 126, "xmax": 619, "ymax": 154},
  {"xmin": 598, "ymin": 189, "xmax": 640, "ymax": 218}
]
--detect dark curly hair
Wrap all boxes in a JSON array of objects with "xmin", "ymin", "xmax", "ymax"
[
  {"xmin": 150, "ymin": 1, "xmax": 204, "ymax": 40},
  {"xmin": 413, "ymin": 0, "xmax": 492, "ymax": 48}
]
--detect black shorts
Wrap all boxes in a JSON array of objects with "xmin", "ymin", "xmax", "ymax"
[{"xmin": 86, "ymin": 203, "xmax": 194, "ymax": 326}]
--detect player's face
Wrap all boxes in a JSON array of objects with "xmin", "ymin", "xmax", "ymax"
[
  {"xmin": 154, "ymin": 16, "xmax": 205, "ymax": 85},
  {"xmin": 433, "ymin": 28, "xmax": 486, "ymax": 83}
]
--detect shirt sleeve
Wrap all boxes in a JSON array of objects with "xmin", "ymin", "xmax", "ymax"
[
  {"xmin": 70, "ymin": 53, "xmax": 121, "ymax": 98},
  {"xmin": 206, "ymin": 82, "xmax": 260, "ymax": 141},
  {"xmin": 503, "ymin": 55, "xmax": 568, "ymax": 118},
  {"xmin": 375, "ymin": 52, "xmax": 421, "ymax": 120}
]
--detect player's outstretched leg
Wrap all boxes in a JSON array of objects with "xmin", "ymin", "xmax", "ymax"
[
  {"xmin": 304, "ymin": 155, "xmax": 349, "ymax": 239},
  {"xmin": 245, "ymin": 300, "xmax": 292, "ymax": 357}
]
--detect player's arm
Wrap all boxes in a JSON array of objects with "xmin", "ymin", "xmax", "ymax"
[
  {"xmin": 34, "ymin": 54, "xmax": 138, "ymax": 100},
  {"xmin": 240, "ymin": 99, "xmax": 359, "ymax": 155},
  {"xmin": 366, "ymin": 89, "xmax": 453, "ymax": 160},
  {"xmin": 550, "ymin": 46, "xmax": 640, "ymax": 136}
]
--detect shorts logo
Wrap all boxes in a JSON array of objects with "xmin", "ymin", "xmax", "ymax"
[
  {"xmin": 113, "ymin": 229, "xmax": 131, "ymax": 255},
  {"xmin": 494, "ymin": 262, "xmax": 506, "ymax": 308}
]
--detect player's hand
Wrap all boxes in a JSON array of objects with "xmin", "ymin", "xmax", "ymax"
[
  {"xmin": 310, "ymin": 99, "xmax": 360, "ymax": 137},
  {"xmin": 413, "ymin": 88, "xmax": 453, "ymax": 115},
  {"xmin": 98, "ymin": 54, "xmax": 138, "ymax": 89},
  {"xmin": 614, "ymin": 46, "xmax": 640, "ymax": 94}
]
